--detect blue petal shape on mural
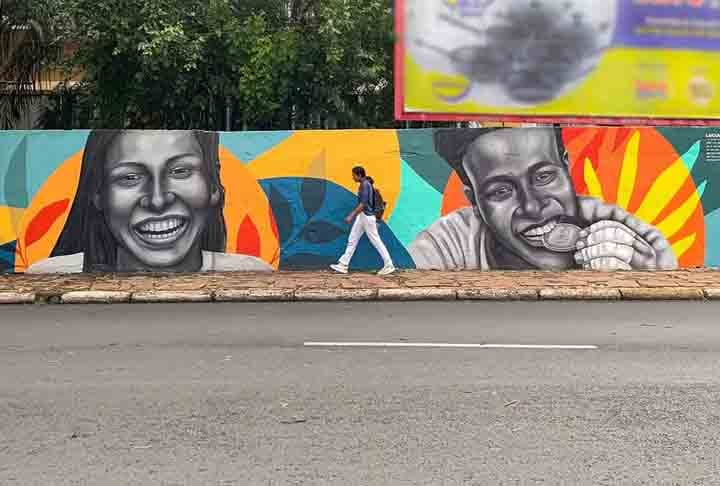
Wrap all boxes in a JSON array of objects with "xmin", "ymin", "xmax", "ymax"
[
  {"xmin": 300, "ymin": 177, "xmax": 326, "ymax": 218},
  {"xmin": 260, "ymin": 177, "xmax": 415, "ymax": 270},
  {"xmin": 0, "ymin": 240, "xmax": 16, "ymax": 273},
  {"xmin": 267, "ymin": 184, "xmax": 294, "ymax": 245}
]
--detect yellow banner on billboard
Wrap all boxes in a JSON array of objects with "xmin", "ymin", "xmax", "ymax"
[{"xmin": 397, "ymin": 0, "xmax": 720, "ymax": 123}]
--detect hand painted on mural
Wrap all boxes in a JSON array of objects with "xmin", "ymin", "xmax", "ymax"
[
  {"xmin": 26, "ymin": 130, "xmax": 271, "ymax": 273},
  {"xmin": 575, "ymin": 197, "xmax": 677, "ymax": 271},
  {"xmin": 409, "ymin": 127, "xmax": 679, "ymax": 272}
]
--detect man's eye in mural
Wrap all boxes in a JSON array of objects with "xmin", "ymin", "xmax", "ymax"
[
  {"xmin": 533, "ymin": 168, "xmax": 557, "ymax": 186},
  {"xmin": 485, "ymin": 183, "xmax": 514, "ymax": 202}
]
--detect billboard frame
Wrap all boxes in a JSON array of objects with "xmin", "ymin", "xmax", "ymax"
[{"xmin": 394, "ymin": 0, "xmax": 720, "ymax": 126}]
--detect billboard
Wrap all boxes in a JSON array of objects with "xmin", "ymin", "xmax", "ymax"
[{"xmin": 395, "ymin": 0, "xmax": 720, "ymax": 124}]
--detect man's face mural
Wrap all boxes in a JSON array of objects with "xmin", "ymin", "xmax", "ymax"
[
  {"xmin": 463, "ymin": 129, "xmax": 579, "ymax": 270},
  {"xmin": 94, "ymin": 131, "xmax": 220, "ymax": 271}
]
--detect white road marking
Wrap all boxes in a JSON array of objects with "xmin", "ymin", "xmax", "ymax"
[{"xmin": 303, "ymin": 342, "xmax": 598, "ymax": 350}]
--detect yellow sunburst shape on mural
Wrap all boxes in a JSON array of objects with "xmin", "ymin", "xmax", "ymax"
[{"xmin": 566, "ymin": 127, "xmax": 705, "ymax": 267}]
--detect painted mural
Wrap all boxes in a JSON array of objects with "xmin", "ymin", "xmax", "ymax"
[{"xmin": 0, "ymin": 127, "xmax": 718, "ymax": 274}]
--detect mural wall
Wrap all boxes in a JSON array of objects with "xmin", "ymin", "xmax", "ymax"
[{"xmin": 1, "ymin": 127, "xmax": 718, "ymax": 274}]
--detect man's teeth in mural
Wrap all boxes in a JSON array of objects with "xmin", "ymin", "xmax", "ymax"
[
  {"xmin": 520, "ymin": 219, "xmax": 559, "ymax": 247},
  {"xmin": 134, "ymin": 217, "xmax": 189, "ymax": 243}
]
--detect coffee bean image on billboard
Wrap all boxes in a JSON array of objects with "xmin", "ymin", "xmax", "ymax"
[{"xmin": 406, "ymin": 0, "xmax": 616, "ymax": 106}]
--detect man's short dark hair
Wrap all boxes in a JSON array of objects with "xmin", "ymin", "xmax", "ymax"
[
  {"xmin": 433, "ymin": 126, "xmax": 568, "ymax": 189},
  {"xmin": 352, "ymin": 166, "xmax": 366, "ymax": 178}
]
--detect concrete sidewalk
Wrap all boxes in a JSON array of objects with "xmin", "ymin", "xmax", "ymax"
[{"xmin": 0, "ymin": 269, "xmax": 719, "ymax": 304}]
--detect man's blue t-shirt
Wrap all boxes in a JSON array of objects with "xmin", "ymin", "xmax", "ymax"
[{"xmin": 358, "ymin": 179, "xmax": 375, "ymax": 216}]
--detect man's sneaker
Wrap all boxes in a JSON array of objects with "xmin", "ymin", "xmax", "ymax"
[
  {"xmin": 377, "ymin": 265, "xmax": 396, "ymax": 276},
  {"xmin": 330, "ymin": 263, "xmax": 348, "ymax": 274}
]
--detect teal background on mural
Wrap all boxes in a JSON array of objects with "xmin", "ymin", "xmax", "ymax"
[
  {"xmin": 658, "ymin": 128, "xmax": 709, "ymax": 160},
  {"xmin": 397, "ymin": 129, "xmax": 452, "ymax": 193},
  {"xmin": 25, "ymin": 131, "xmax": 90, "ymax": 201},
  {"xmin": 0, "ymin": 132, "xmax": 30, "ymax": 207},
  {"xmin": 387, "ymin": 159, "xmax": 443, "ymax": 247},
  {"xmin": 705, "ymin": 209, "xmax": 720, "ymax": 267},
  {"xmin": 220, "ymin": 131, "xmax": 292, "ymax": 164}
]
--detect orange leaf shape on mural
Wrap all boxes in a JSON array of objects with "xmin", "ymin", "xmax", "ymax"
[
  {"xmin": 269, "ymin": 205, "xmax": 279, "ymax": 241},
  {"xmin": 236, "ymin": 215, "xmax": 261, "ymax": 257},
  {"xmin": 24, "ymin": 199, "xmax": 70, "ymax": 248}
]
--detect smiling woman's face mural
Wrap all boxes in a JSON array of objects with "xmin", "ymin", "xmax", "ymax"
[
  {"xmin": 0, "ymin": 127, "xmax": 716, "ymax": 274},
  {"xmin": 98, "ymin": 131, "xmax": 221, "ymax": 272}
]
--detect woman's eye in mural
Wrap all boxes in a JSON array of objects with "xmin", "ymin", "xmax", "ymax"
[
  {"xmin": 533, "ymin": 168, "xmax": 558, "ymax": 186},
  {"xmin": 112, "ymin": 172, "xmax": 145, "ymax": 188},
  {"xmin": 484, "ymin": 183, "xmax": 514, "ymax": 202},
  {"xmin": 169, "ymin": 166, "xmax": 194, "ymax": 180}
]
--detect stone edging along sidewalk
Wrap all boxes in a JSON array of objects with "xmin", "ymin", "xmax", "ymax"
[{"xmin": 0, "ymin": 270, "xmax": 718, "ymax": 304}]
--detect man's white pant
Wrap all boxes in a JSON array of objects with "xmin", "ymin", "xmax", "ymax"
[{"xmin": 339, "ymin": 213, "xmax": 393, "ymax": 268}]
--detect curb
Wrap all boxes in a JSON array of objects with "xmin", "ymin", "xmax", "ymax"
[
  {"xmin": 61, "ymin": 291, "xmax": 132, "ymax": 304},
  {"xmin": 294, "ymin": 288, "xmax": 378, "ymax": 301},
  {"xmin": 131, "ymin": 291, "xmax": 213, "ymax": 303},
  {"xmin": 214, "ymin": 288, "xmax": 294, "ymax": 302},
  {"xmin": 458, "ymin": 288, "xmax": 539, "ymax": 301},
  {"xmin": 0, "ymin": 292, "xmax": 35, "ymax": 304},
  {"xmin": 620, "ymin": 288, "xmax": 705, "ymax": 301},
  {"xmin": 704, "ymin": 288, "xmax": 720, "ymax": 300},
  {"xmin": 0, "ymin": 287, "xmax": 718, "ymax": 305},
  {"xmin": 378, "ymin": 288, "xmax": 458, "ymax": 301},
  {"xmin": 539, "ymin": 288, "xmax": 621, "ymax": 301}
]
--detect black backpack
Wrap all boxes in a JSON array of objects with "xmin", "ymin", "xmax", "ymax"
[{"xmin": 371, "ymin": 185, "xmax": 386, "ymax": 220}]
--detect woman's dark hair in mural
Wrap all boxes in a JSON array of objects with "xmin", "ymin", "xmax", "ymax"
[
  {"xmin": 433, "ymin": 126, "xmax": 568, "ymax": 190},
  {"xmin": 51, "ymin": 130, "xmax": 227, "ymax": 272}
]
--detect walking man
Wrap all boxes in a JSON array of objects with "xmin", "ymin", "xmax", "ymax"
[{"xmin": 331, "ymin": 166, "xmax": 396, "ymax": 275}]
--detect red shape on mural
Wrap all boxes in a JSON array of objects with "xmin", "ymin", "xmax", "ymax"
[
  {"xmin": 236, "ymin": 215, "xmax": 261, "ymax": 257},
  {"xmin": 24, "ymin": 199, "xmax": 70, "ymax": 248},
  {"xmin": 441, "ymin": 172, "xmax": 471, "ymax": 216}
]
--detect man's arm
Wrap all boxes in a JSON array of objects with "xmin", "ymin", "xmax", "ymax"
[{"xmin": 346, "ymin": 202, "xmax": 365, "ymax": 224}]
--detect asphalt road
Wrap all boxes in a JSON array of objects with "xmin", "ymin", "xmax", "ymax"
[{"xmin": 2, "ymin": 301, "xmax": 720, "ymax": 485}]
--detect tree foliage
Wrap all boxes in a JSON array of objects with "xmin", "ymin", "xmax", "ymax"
[
  {"xmin": 0, "ymin": 0, "xmax": 73, "ymax": 128},
  {"xmin": 37, "ymin": 0, "xmax": 397, "ymax": 130}
]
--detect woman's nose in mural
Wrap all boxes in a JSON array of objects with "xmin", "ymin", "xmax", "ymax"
[{"xmin": 140, "ymin": 180, "xmax": 177, "ymax": 212}]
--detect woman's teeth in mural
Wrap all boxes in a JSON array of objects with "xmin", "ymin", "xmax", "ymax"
[{"xmin": 134, "ymin": 217, "xmax": 188, "ymax": 244}]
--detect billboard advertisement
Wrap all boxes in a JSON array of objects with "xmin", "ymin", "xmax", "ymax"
[{"xmin": 396, "ymin": 0, "xmax": 720, "ymax": 124}]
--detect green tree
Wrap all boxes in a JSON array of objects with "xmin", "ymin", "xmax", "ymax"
[
  {"xmin": 0, "ymin": 0, "xmax": 73, "ymax": 128},
  {"xmin": 43, "ymin": 0, "xmax": 400, "ymax": 130}
]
